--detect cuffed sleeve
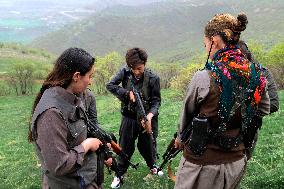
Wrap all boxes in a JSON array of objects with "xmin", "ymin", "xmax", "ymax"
[{"xmin": 73, "ymin": 144, "xmax": 85, "ymax": 166}]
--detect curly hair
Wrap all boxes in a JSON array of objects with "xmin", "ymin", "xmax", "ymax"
[{"xmin": 205, "ymin": 13, "xmax": 248, "ymax": 44}]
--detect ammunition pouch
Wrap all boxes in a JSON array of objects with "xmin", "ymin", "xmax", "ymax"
[
  {"xmin": 187, "ymin": 117, "xmax": 210, "ymax": 156},
  {"xmin": 182, "ymin": 116, "xmax": 251, "ymax": 156}
]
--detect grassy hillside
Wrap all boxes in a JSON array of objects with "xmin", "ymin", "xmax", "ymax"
[
  {"xmin": 0, "ymin": 43, "xmax": 53, "ymax": 71},
  {"xmin": 0, "ymin": 43, "xmax": 54, "ymax": 96},
  {"xmin": 0, "ymin": 89, "xmax": 283, "ymax": 188},
  {"xmin": 0, "ymin": 43, "xmax": 53, "ymax": 74},
  {"xmin": 31, "ymin": 0, "xmax": 284, "ymax": 62}
]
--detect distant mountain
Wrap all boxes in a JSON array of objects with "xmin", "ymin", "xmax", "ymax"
[
  {"xmin": 0, "ymin": 42, "xmax": 53, "ymax": 62},
  {"xmin": 0, "ymin": 0, "xmax": 168, "ymax": 43},
  {"xmin": 30, "ymin": 0, "xmax": 284, "ymax": 62},
  {"xmin": 0, "ymin": 42, "xmax": 53, "ymax": 75}
]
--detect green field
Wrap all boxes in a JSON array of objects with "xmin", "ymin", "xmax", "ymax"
[{"xmin": 0, "ymin": 89, "xmax": 283, "ymax": 189}]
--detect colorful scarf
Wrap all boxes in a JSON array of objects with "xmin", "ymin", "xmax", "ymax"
[{"xmin": 205, "ymin": 45, "xmax": 266, "ymax": 132}]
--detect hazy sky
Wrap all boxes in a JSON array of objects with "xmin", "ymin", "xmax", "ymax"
[
  {"xmin": 0, "ymin": 0, "xmax": 168, "ymax": 12},
  {"xmin": 0, "ymin": 0, "xmax": 164, "ymax": 6}
]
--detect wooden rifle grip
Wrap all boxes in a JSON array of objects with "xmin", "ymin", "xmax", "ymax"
[
  {"xmin": 110, "ymin": 141, "xmax": 122, "ymax": 154},
  {"xmin": 168, "ymin": 160, "xmax": 176, "ymax": 182}
]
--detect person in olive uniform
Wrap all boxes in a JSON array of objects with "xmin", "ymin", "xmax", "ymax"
[{"xmin": 238, "ymin": 40, "xmax": 279, "ymax": 160}]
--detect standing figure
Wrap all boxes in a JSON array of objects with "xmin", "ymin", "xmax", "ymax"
[
  {"xmin": 29, "ymin": 47, "xmax": 111, "ymax": 189},
  {"xmin": 238, "ymin": 40, "xmax": 279, "ymax": 159},
  {"xmin": 174, "ymin": 13, "xmax": 270, "ymax": 189},
  {"xmin": 238, "ymin": 40, "xmax": 279, "ymax": 114},
  {"xmin": 106, "ymin": 47, "xmax": 162, "ymax": 188}
]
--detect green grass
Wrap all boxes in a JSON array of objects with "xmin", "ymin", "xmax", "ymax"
[
  {"xmin": 0, "ymin": 90, "xmax": 283, "ymax": 188},
  {"xmin": 0, "ymin": 43, "xmax": 54, "ymax": 71},
  {"xmin": 0, "ymin": 96, "xmax": 40, "ymax": 189},
  {"xmin": 0, "ymin": 57, "xmax": 25, "ymax": 73},
  {"xmin": 240, "ymin": 91, "xmax": 284, "ymax": 188}
]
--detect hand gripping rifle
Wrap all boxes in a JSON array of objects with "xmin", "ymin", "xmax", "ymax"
[
  {"xmin": 158, "ymin": 132, "xmax": 182, "ymax": 182},
  {"xmin": 87, "ymin": 120, "xmax": 139, "ymax": 184},
  {"xmin": 87, "ymin": 120, "xmax": 139, "ymax": 169},
  {"xmin": 96, "ymin": 141, "xmax": 123, "ymax": 185},
  {"xmin": 130, "ymin": 79, "xmax": 153, "ymax": 136}
]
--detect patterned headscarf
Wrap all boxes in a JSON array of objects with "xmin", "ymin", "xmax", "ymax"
[{"xmin": 205, "ymin": 44, "xmax": 266, "ymax": 132}]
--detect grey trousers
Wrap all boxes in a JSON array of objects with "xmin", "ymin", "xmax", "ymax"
[{"xmin": 174, "ymin": 156, "xmax": 247, "ymax": 189}]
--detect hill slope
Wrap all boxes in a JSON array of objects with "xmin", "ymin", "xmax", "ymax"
[
  {"xmin": 31, "ymin": 0, "xmax": 284, "ymax": 62},
  {"xmin": 0, "ymin": 43, "xmax": 53, "ymax": 73}
]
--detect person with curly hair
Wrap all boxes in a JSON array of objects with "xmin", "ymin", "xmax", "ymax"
[{"xmin": 174, "ymin": 13, "xmax": 270, "ymax": 189}]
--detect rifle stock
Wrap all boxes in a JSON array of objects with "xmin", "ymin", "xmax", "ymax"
[
  {"xmin": 110, "ymin": 140, "xmax": 122, "ymax": 154},
  {"xmin": 158, "ymin": 132, "xmax": 182, "ymax": 181}
]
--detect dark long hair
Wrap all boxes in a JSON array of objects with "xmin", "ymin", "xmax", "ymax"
[{"xmin": 28, "ymin": 47, "xmax": 95, "ymax": 142}]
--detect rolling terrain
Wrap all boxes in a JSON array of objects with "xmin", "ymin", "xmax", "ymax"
[{"xmin": 31, "ymin": 0, "xmax": 284, "ymax": 62}]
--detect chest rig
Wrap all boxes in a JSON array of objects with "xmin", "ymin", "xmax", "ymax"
[{"xmin": 121, "ymin": 68, "xmax": 151, "ymax": 119}]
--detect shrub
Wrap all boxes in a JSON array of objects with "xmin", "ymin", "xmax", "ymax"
[
  {"xmin": 148, "ymin": 61, "xmax": 181, "ymax": 89},
  {"xmin": 248, "ymin": 41, "xmax": 284, "ymax": 89},
  {"xmin": 170, "ymin": 63, "xmax": 203, "ymax": 93},
  {"xmin": 266, "ymin": 42, "xmax": 284, "ymax": 89},
  {"xmin": 93, "ymin": 52, "xmax": 124, "ymax": 94},
  {"xmin": 0, "ymin": 81, "xmax": 13, "ymax": 96}
]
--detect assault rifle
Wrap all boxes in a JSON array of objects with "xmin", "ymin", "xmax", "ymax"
[
  {"xmin": 87, "ymin": 120, "xmax": 139, "ymax": 169},
  {"xmin": 96, "ymin": 142, "xmax": 122, "ymax": 185},
  {"xmin": 130, "ymin": 79, "xmax": 153, "ymax": 135},
  {"xmin": 87, "ymin": 120, "xmax": 139, "ymax": 184},
  {"xmin": 157, "ymin": 132, "xmax": 182, "ymax": 174}
]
